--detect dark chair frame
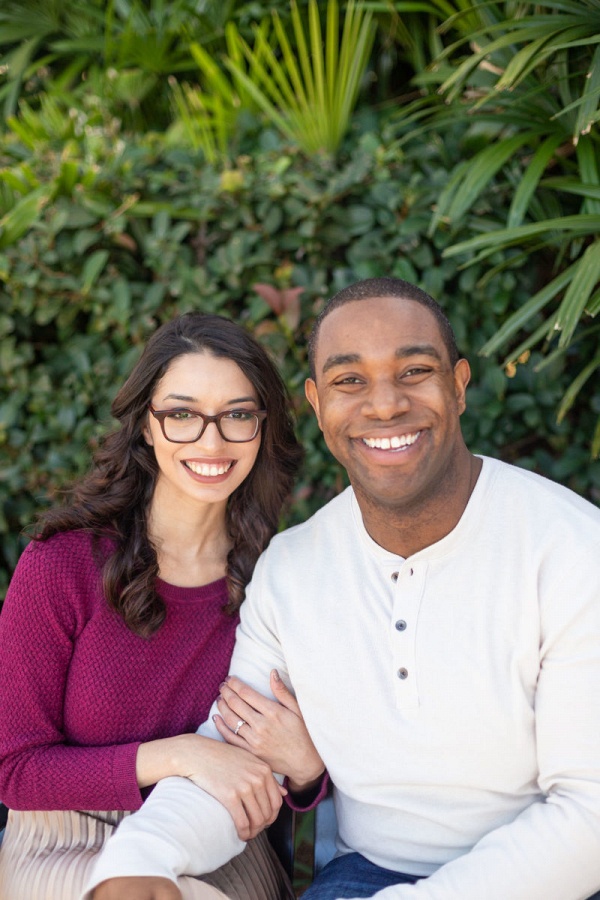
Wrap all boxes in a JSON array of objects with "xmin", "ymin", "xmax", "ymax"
[{"xmin": 267, "ymin": 792, "xmax": 337, "ymax": 882}]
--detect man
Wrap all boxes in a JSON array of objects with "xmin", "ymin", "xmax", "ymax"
[{"xmin": 85, "ymin": 278, "xmax": 600, "ymax": 900}]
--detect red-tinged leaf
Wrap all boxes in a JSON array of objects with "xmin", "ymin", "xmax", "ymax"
[
  {"xmin": 280, "ymin": 286, "xmax": 304, "ymax": 330},
  {"xmin": 253, "ymin": 282, "xmax": 284, "ymax": 315}
]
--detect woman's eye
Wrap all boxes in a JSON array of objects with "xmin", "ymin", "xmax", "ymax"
[
  {"xmin": 224, "ymin": 410, "xmax": 253, "ymax": 421},
  {"xmin": 169, "ymin": 411, "xmax": 195, "ymax": 420}
]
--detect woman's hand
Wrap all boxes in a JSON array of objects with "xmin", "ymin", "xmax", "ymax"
[
  {"xmin": 93, "ymin": 877, "xmax": 181, "ymax": 900},
  {"xmin": 214, "ymin": 670, "xmax": 325, "ymax": 794},
  {"xmin": 136, "ymin": 733, "xmax": 286, "ymax": 841}
]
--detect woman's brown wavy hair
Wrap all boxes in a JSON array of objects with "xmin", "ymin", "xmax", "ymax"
[{"xmin": 35, "ymin": 313, "xmax": 304, "ymax": 637}]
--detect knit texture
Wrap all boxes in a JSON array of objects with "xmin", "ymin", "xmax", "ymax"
[{"xmin": 0, "ymin": 531, "xmax": 237, "ymax": 812}]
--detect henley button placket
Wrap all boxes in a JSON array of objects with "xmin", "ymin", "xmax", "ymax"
[{"xmin": 390, "ymin": 561, "xmax": 425, "ymax": 709}]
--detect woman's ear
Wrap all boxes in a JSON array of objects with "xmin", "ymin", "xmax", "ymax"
[{"xmin": 142, "ymin": 417, "xmax": 154, "ymax": 446}]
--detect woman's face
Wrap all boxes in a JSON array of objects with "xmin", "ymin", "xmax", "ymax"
[{"xmin": 144, "ymin": 351, "xmax": 262, "ymax": 512}]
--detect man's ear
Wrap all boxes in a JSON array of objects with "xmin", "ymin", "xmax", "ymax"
[
  {"xmin": 305, "ymin": 378, "xmax": 323, "ymax": 431},
  {"xmin": 453, "ymin": 358, "xmax": 471, "ymax": 416}
]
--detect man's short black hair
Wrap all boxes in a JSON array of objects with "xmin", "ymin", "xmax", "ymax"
[{"xmin": 308, "ymin": 277, "xmax": 459, "ymax": 379}]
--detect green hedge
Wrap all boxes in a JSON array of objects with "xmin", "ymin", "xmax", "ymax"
[{"xmin": 1, "ymin": 116, "xmax": 599, "ymax": 596}]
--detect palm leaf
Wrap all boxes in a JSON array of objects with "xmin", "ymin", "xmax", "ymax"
[
  {"xmin": 507, "ymin": 134, "xmax": 563, "ymax": 228},
  {"xmin": 447, "ymin": 131, "xmax": 543, "ymax": 224},
  {"xmin": 224, "ymin": 0, "xmax": 375, "ymax": 156},
  {"xmin": 556, "ymin": 356, "xmax": 600, "ymax": 423},
  {"xmin": 554, "ymin": 240, "xmax": 600, "ymax": 346},
  {"xmin": 575, "ymin": 43, "xmax": 600, "ymax": 139},
  {"xmin": 575, "ymin": 136, "xmax": 600, "ymax": 214},
  {"xmin": 444, "ymin": 214, "xmax": 600, "ymax": 257},
  {"xmin": 479, "ymin": 262, "xmax": 580, "ymax": 356}
]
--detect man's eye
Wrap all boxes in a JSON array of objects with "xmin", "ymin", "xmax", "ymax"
[
  {"xmin": 403, "ymin": 367, "xmax": 430, "ymax": 378},
  {"xmin": 334, "ymin": 376, "xmax": 363, "ymax": 385}
]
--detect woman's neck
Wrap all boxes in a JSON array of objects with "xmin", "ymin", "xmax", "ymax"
[{"xmin": 147, "ymin": 486, "xmax": 231, "ymax": 588}]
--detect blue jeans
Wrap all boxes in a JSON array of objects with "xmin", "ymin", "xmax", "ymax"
[
  {"xmin": 301, "ymin": 852, "xmax": 600, "ymax": 900},
  {"xmin": 301, "ymin": 853, "xmax": 425, "ymax": 900}
]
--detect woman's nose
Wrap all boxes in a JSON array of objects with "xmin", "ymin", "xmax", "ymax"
[{"xmin": 195, "ymin": 420, "xmax": 226, "ymax": 448}]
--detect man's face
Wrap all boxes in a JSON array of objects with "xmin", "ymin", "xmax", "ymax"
[{"xmin": 305, "ymin": 295, "xmax": 471, "ymax": 512}]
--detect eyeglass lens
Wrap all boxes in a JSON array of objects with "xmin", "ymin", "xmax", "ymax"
[{"xmin": 163, "ymin": 410, "xmax": 259, "ymax": 442}]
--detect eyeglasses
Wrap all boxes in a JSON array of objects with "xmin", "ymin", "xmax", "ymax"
[{"xmin": 148, "ymin": 405, "xmax": 266, "ymax": 443}]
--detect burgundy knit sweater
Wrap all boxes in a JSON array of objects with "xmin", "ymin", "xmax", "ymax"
[{"xmin": 0, "ymin": 531, "xmax": 237, "ymax": 812}]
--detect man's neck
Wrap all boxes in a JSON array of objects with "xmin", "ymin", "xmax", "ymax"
[{"xmin": 354, "ymin": 452, "xmax": 483, "ymax": 558}]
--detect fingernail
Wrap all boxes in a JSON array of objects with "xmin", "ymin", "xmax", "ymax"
[
  {"xmin": 212, "ymin": 715, "xmax": 217, "ymax": 722},
  {"xmin": 224, "ymin": 676, "xmax": 231, "ymax": 682},
  {"xmin": 272, "ymin": 669, "xmax": 280, "ymax": 682},
  {"xmin": 219, "ymin": 682, "xmax": 226, "ymax": 691}
]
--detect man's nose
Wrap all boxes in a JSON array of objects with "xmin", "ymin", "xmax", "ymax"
[{"xmin": 362, "ymin": 381, "xmax": 410, "ymax": 419}]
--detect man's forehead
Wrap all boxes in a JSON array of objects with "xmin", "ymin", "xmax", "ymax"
[{"xmin": 316, "ymin": 296, "xmax": 446, "ymax": 368}]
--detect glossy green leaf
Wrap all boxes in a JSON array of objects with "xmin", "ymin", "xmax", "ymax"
[
  {"xmin": 81, "ymin": 249, "xmax": 109, "ymax": 295},
  {"xmin": 0, "ymin": 187, "xmax": 50, "ymax": 249}
]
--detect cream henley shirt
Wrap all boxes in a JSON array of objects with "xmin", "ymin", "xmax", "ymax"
[{"xmin": 84, "ymin": 457, "xmax": 600, "ymax": 900}]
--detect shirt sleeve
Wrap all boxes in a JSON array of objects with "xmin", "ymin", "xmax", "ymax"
[
  {"xmin": 343, "ymin": 543, "xmax": 600, "ymax": 900},
  {"xmin": 81, "ymin": 551, "xmax": 287, "ymax": 897},
  {"xmin": 0, "ymin": 540, "xmax": 143, "ymax": 812}
]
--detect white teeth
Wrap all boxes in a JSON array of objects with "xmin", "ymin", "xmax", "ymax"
[
  {"xmin": 362, "ymin": 431, "xmax": 420, "ymax": 451},
  {"xmin": 185, "ymin": 461, "xmax": 233, "ymax": 476}
]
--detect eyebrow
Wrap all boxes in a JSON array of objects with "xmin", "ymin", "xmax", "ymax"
[
  {"xmin": 162, "ymin": 394, "xmax": 258, "ymax": 405},
  {"xmin": 321, "ymin": 354, "xmax": 361, "ymax": 375},
  {"xmin": 321, "ymin": 344, "xmax": 442, "ymax": 375},
  {"xmin": 395, "ymin": 344, "xmax": 442, "ymax": 361}
]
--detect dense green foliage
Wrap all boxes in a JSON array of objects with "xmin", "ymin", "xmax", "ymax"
[
  {"xmin": 396, "ymin": 0, "xmax": 600, "ymax": 450},
  {"xmin": 1, "ymin": 101, "xmax": 599, "ymax": 597},
  {"xmin": 1, "ymin": 0, "xmax": 599, "ymax": 597}
]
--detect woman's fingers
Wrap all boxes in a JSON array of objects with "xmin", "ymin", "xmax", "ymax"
[
  {"xmin": 214, "ymin": 767, "xmax": 282, "ymax": 840},
  {"xmin": 213, "ymin": 712, "xmax": 248, "ymax": 747},
  {"xmin": 222, "ymin": 676, "xmax": 277, "ymax": 715},
  {"xmin": 183, "ymin": 739, "xmax": 284, "ymax": 841},
  {"xmin": 270, "ymin": 669, "xmax": 301, "ymax": 713},
  {"xmin": 216, "ymin": 690, "xmax": 257, "ymax": 735}
]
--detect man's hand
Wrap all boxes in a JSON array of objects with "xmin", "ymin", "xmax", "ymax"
[
  {"xmin": 214, "ymin": 670, "xmax": 325, "ymax": 793},
  {"xmin": 92, "ymin": 876, "xmax": 182, "ymax": 899}
]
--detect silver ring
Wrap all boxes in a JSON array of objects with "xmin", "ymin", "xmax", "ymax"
[{"xmin": 234, "ymin": 719, "xmax": 246, "ymax": 735}]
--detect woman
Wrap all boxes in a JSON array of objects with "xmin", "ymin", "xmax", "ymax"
[{"xmin": 0, "ymin": 313, "xmax": 323, "ymax": 900}]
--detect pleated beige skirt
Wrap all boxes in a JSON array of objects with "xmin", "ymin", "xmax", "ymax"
[{"xmin": 0, "ymin": 809, "xmax": 294, "ymax": 900}]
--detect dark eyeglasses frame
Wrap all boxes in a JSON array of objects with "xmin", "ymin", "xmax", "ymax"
[{"xmin": 148, "ymin": 404, "xmax": 266, "ymax": 443}]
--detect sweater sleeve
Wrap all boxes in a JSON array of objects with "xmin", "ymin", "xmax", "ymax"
[
  {"xmin": 283, "ymin": 771, "xmax": 330, "ymax": 811},
  {"xmin": 80, "ymin": 551, "xmax": 284, "ymax": 897},
  {"xmin": 0, "ymin": 538, "xmax": 143, "ymax": 811},
  {"xmin": 344, "ymin": 543, "xmax": 600, "ymax": 900}
]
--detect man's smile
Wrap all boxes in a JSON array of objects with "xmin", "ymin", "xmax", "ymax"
[{"xmin": 359, "ymin": 431, "xmax": 422, "ymax": 451}]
